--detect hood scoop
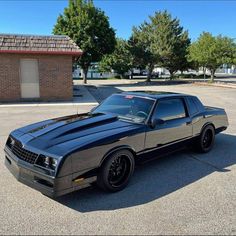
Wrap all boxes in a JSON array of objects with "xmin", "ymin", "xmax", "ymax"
[
  {"xmin": 54, "ymin": 114, "xmax": 118, "ymax": 139},
  {"xmin": 28, "ymin": 113, "xmax": 118, "ymax": 139}
]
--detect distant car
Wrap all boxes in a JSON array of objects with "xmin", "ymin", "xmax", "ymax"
[
  {"xmin": 4, "ymin": 91, "xmax": 228, "ymax": 197},
  {"xmin": 140, "ymin": 70, "xmax": 148, "ymax": 76}
]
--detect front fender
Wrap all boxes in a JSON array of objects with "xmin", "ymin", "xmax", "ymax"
[
  {"xmin": 69, "ymin": 130, "xmax": 145, "ymax": 174},
  {"xmin": 99, "ymin": 145, "xmax": 137, "ymax": 167}
]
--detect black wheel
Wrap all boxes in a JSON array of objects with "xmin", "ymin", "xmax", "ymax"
[
  {"xmin": 97, "ymin": 150, "xmax": 135, "ymax": 192},
  {"xmin": 196, "ymin": 125, "xmax": 215, "ymax": 153}
]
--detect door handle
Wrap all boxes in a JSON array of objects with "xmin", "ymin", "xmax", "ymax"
[{"xmin": 186, "ymin": 121, "xmax": 192, "ymax": 125}]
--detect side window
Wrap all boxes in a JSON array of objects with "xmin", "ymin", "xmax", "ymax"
[
  {"xmin": 155, "ymin": 98, "xmax": 186, "ymax": 121},
  {"xmin": 186, "ymin": 97, "xmax": 199, "ymax": 116}
]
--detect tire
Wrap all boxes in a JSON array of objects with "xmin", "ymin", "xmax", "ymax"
[
  {"xmin": 97, "ymin": 149, "xmax": 135, "ymax": 192},
  {"xmin": 195, "ymin": 125, "xmax": 215, "ymax": 153}
]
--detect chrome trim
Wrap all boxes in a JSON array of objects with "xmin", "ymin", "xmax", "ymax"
[{"xmin": 139, "ymin": 135, "xmax": 194, "ymax": 155}]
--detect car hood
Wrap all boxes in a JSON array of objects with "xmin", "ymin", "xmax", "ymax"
[{"xmin": 11, "ymin": 113, "xmax": 143, "ymax": 156}]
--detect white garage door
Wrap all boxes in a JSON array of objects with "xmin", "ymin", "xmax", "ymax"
[{"xmin": 20, "ymin": 59, "xmax": 40, "ymax": 98}]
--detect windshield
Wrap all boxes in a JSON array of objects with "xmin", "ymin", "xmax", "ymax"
[{"xmin": 92, "ymin": 94, "xmax": 155, "ymax": 123}]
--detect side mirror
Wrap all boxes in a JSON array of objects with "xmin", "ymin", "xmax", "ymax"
[{"xmin": 150, "ymin": 118, "xmax": 165, "ymax": 128}]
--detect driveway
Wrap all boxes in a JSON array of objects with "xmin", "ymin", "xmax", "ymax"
[{"xmin": 0, "ymin": 83, "xmax": 235, "ymax": 235}]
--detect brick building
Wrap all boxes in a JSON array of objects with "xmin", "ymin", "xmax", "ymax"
[{"xmin": 0, "ymin": 34, "xmax": 82, "ymax": 102}]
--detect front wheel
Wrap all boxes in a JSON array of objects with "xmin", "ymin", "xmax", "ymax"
[
  {"xmin": 97, "ymin": 150, "xmax": 135, "ymax": 192},
  {"xmin": 195, "ymin": 125, "xmax": 215, "ymax": 153}
]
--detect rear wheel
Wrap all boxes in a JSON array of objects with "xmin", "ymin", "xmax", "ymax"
[
  {"xmin": 97, "ymin": 150, "xmax": 135, "ymax": 192},
  {"xmin": 195, "ymin": 125, "xmax": 215, "ymax": 153}
]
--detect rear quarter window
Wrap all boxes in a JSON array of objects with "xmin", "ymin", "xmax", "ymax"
[
  {"xmin": 193, "ymin": 97, "xmax": 205, "ymax": 111},
  {"xmin": 186, "ymin": 97, "xmax": 199, "ymax": 115},
  {"xmin": 186, "ymin": 96, "xmax": 205, "ymax": 116}
]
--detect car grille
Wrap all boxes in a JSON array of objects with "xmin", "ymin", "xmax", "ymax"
[{"xmin": 6, "ymin": 136, "xmax": 38, "ymax": 164}]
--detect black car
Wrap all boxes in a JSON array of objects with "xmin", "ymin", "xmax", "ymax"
[{"xmin": 4, "ymin": 91, "xmax": 228, "ymax": 197}]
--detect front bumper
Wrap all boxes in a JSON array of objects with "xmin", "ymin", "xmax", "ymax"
[{"xmin": 4, "ymin": 146, "xmax": 94, "ymax": 198}]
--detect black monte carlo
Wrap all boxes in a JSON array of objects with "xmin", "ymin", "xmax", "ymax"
[{"xmin": 4, "ymin": 91, "xmax": 228, "ymax": 197}]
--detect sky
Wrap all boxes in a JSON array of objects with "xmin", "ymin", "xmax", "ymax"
[{"xmin": 0, "ymin": 0, "xmax": 235, "ymax": 42}]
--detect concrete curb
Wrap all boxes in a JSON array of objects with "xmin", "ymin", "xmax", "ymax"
[
  {"xmin": 0, "ymin": 85, "xmax": 99, "ymax": 108},
  {"xmin": 194, "ymin": 82, "xmax": 236, "ymax": 89},
  {"xmin": 0, "ymin": 102, "xmax": 98, "ymax": 108}
]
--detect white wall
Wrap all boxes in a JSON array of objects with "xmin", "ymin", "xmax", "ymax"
[{"xmin": 73, "ymin": 68, "xmax": 117, "ymax": 78}]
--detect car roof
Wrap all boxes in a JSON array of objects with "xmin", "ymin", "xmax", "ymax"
[{"xmin": 120, "ymin": 91, "xmax": 192, "ymax": 99}]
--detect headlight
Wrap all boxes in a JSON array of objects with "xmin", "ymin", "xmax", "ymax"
[
  {"xmin": 51, "ymin": 158, "xmax": 58, "ymax": 170},
  {"xmin": 36, "ymin": 155, "xmax": 58, "ymax": 170}
]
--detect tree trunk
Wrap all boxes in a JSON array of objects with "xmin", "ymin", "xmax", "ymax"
[
  {"xmin": 146, "ymin": 73, "xmax": 151, "ymax": 82},
  {"xmin": 203, "ymin": 67, "xmax": 206, "ymax": 81},
  {"xmin": 169, "ymin": 71, "xmax": 175, "ymax": 80},
  {"xmin": 130, "ymin": 70, "xmax": 133, "ymax": 80},
  {"xmin": 146, "ymin": 64, "xmax": 154, "ymax": 82},
  {"xmin": 82, "ymin": 67, "xmax": 89, "ymax": 84},
  {"xmin": 210, "ymin": 69, "xmax": 215, "ymax": 82}
]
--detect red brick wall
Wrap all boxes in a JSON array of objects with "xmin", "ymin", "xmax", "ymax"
[
  {"xmin": 0, "ymin": 54, "xmax": 21, "ymax": 101},
  {"xmin": 0, "ymin": 53, "xmax": 73, "ymax": 102}
]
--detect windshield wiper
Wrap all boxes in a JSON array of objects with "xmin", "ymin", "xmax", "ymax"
[
  {"xmin": 117, "ymin": 115, "xmax": 134, "ymax": 121},
  {"xmin": 118, "ymin": 115, "xmax": 145, "ymax": 123}
]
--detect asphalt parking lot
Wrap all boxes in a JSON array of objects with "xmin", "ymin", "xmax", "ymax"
[{"xmin": 0, "ymin": 83, "xmax": 235, "ymax": 235}]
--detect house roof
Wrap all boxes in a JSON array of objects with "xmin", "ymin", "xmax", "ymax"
[{"xmin": 0, "ymin": 33, "xmax": 82, "ymax": 56}]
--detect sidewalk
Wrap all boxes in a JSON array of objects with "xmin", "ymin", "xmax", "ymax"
[
  {"xmin": 193, "ymin": 81, "xmax": 236, "ymax": 89},
  {"xmin": 0, "ymin": 85, "xmax": 98, "ymax": 107}
]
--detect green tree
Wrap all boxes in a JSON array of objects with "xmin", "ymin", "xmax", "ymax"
[
  {"xmin": 231, "ymin": 41, "xmax": 236, "ymax": 69},
  {"xmin": 188, "ymin": 32, "xmax": 235, "ymax": 82},
  {"xmin": 129, "ymin": 23, "xmax": 157, "ymax": 82},
  {"xmin": 53, "ymin": 0, "xmax": 116, "ymax": 84},
  {"xmin": 149, "ymin": 11, "xmax": 191, "ymax": 79},
  {"xmin": 129, "ymin": 11, "xmax": 190, "ymax": 81},
  {"xmin": 99, "ymin": 38, "xmax": 133, "ymax": 78}
]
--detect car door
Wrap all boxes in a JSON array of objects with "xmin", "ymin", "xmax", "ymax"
[{"xmin": 145, "ymin": 97, "xmax": 193, "ymax": 152}]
